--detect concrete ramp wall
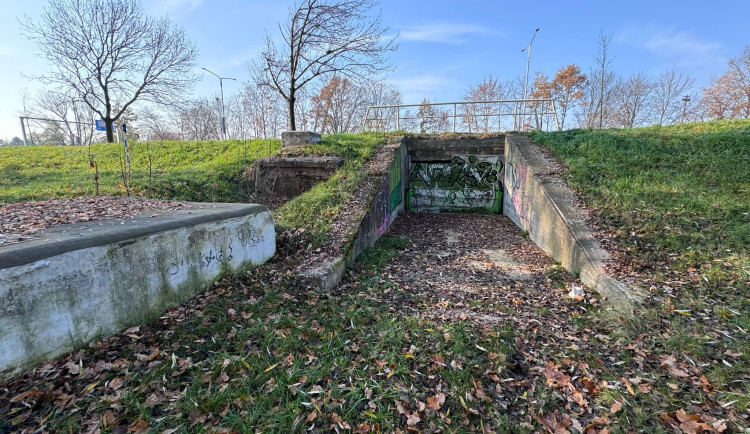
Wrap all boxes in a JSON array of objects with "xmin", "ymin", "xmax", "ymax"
[{"xmin": 503, "ymin": 134, "xmax": 640, "ymax": 309}]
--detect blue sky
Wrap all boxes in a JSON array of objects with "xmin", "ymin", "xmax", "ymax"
[{"xmin": 0, "ymin": 0, "xmax": 747, "ymax": 139}]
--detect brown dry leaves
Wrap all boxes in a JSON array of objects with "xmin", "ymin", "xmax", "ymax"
[{"xmin": 0, "ymin": 196, "xmax": 188, "ymax": 245}]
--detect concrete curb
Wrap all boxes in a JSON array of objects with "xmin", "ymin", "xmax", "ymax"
[{"xmin": 0, "ymin": 203, "xmax": 267, "ymax": 269}]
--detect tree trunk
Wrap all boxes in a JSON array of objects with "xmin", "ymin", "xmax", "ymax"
[
  {"xmin": 105, "ymin": 118, "xmax": 115, "ymax": 142},
  {"xmin": 287, "ymin": 94, "xmax": 296, "ymax": 131}
]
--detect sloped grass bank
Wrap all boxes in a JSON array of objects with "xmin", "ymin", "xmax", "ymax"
[
  {"xmin": 0, "ymin": 139, "xmax": 280, "ymax": 203},
  {"xmin": 529, "ymin": 119, "xmax": 750, "ymax": 429}
]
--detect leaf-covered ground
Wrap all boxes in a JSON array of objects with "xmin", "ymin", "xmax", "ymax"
[{"xmin": 1, "ymin": 212, "xmax": 746, "ymax": 433}]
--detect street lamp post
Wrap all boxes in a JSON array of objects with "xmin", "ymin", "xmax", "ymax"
[
  {"xmin": 682, "ymin": 95, "xmax": 691, "ymax": 123},
  {"xmin": 202, "ymin": 67, "xmax": 237, "ymax": 139},
  {"xmin": 519, "ymin": 28, "xmax": 540, "ymax": 131}
]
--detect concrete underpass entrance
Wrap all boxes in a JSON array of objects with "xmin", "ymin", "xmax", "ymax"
[{"xmin": 404, "ymin": 135, "xmax": 505, "ymax": 213}]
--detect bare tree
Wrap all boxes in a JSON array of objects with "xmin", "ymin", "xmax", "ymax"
[
  {"xmin": 581, "ymin": 31, "xmax": 618, "ymax": 129},
  {"xmin": 31, "ymin": 88, "xmax": 99, "ymax": 145},
  {"xmin": 22, "ymin": 0, "xmax": 198, "ymax": 142},
  {"xmin": 362, "ymin": 80, "xmax": 401, "ymax": 131},
  {"xmin": 255, "ymin": 0, "xmax": 397, "ymax": 131},
  {"xmin": 529, "ymin": 72, "xmax": 553, "ymax": 130},
  {"xmin": 462, "ymin": 75, "xmax": 505, "ymax": 133},
  {"xmin": 651, "ymin": 68, "xmax": 694, "ymax": 125},
  {"xmin": 311, "ymin": 76, "xmax": 369, "ymax": 133},
  {"xmin": 612, "ymin": 73, "xmax": 653, "ymax": 128},
  {"xmin": 138, "ymin": 106, "xmax": 181, "ymax": 141},
  {"xmin": 242, "ymin": 79, "xmax": 287, "ymax": 139},
  {"xmin": 180, "ymin": 97, "xmax": 222, "ymax": 141}
]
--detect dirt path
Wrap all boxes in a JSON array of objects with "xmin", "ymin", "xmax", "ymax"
[{"xmin": 349, "ymin": 212, "xmax": 592, "ymax": 337}]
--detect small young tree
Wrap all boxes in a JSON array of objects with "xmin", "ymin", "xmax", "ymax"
[
  {"xmin": 255, "ymin": 0, "xmax": 397, "ymax": 131},
  {"xmin": 580, "ymin": 31, "xmax": 618, "ymax": 129}
]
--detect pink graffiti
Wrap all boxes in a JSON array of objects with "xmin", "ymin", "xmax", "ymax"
[{"xmin": 508, "ymin": 162, "xmax": 532, "ymax": 234}]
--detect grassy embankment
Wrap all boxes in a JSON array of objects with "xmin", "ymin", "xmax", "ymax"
[
  {"xmin": 0, "ymin": 139, "xmax": 280, "ymax": 203},
  {"xmin": 529, "ymin": 119, "xmax": 750, "ymax": 427},
  {"xmin": 1, "ymin": 125, "xmax": 748, "ymax": 432}
]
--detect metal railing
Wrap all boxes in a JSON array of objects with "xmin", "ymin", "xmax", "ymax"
[{"xmin": 362, "ymin": 98, "xmax": 559, "ymax": 133}]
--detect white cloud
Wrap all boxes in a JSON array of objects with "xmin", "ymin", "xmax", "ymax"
[
  {"xmin": 389, "ymin": 74, "xmax": 458, "ymax": 103},
  {"xmin": 399, "ymin": 23, "xmax": 494, "ymax": 45},
  {"xmin": 619, "ymin": 26, "xmax": 724, "ymax": 67},
  {"xmin": 150, "ymin": 0, "xmax": 203, "ymax": 17}
]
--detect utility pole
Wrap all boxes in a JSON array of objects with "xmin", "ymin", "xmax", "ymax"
[
  {"xmin": 202, "ymin": 67, "xmax": 237, "ymax": 140},
  {"xmin": 682, "ymin": 95, "xmax": 691, "ymax": 123},
  {"xmin": 520, "ymin": 28, "xmax": 540, "ymax": 131}
]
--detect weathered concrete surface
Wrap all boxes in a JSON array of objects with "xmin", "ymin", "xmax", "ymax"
[
  {"xmin": 0, "ymin": 203, "xmax": 275, "ymax": 381},
  {"xmin": 503, "ymin": 134, "xmax": 642, "ymax": 310},
  {"xmin": 299, "ymin": 140, "xmax": 408, "ymax": 290},
  {"xmin": 405, "ymin": 135, "xmax": 504, "ymax": 213},
  {"xmin": 407, "ymin": 154, "xmax": 503, "ymax": 213},
  {"xmin": 281, "ymin": 131, "xmax": 321, "ymax": 147},
  {"xmin": 254, "ymin": 155, "xmax": 342, "ymax": 200},
  {"xmin": 405, "ymin": 134, "xmax": 504, "ymax": 161}
]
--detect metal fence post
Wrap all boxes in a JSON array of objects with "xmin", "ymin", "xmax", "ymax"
[
  {"xmin": 453, "ymin": 103, "xmax": 457, "ymax": 133},
  {"xmin": 396, "ymin": 107, "xmax": 400, "ymax": 131},
  {"xmin": 20, "ymin": 117, "xmax": 28, "ymax": 146}
]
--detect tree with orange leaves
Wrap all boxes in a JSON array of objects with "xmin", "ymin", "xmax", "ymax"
[
  {"xmin": 701, "ymin": 46, "xmax": 750, "ymax": 119},
  {"xmin": 550, "ymin": 64, "xmax": 587, "ymax": 130}
]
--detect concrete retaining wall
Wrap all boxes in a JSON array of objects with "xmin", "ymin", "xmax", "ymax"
[
  {"xmin": 254, "ymin": 156, "xmax": 343, "ymax": 200},
  {"xmin": 0, "ymin": 204, "xmax": 275, "ymax": 381},
  {"xmin": 407, "ymin": 155, "xmax": 503, "ymax": 213},
  {"xmin": 298, "ymin": 141, "xmax": 408, "ymax": 290},
  {"xmin": 503, "ymin": 134, "xmax": 640, "ymax": 310},
  {"xmin": 405, "ymin": 135, "xmax": 505, "ymax": 213},
  {"xmin": 348, "ymin": 143, "xmax": 408, "ymax": 263}
]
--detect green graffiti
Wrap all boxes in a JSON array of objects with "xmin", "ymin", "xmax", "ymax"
[
  {"xmin": 389, "ymin": 152, "xmax": 402, "ymax": 212},
  {"xmin": 407, "ymin": 155, "xmax": 502, "ymax": 213},
  {"xmin": 409, "ymin": 155, "xmax": 499, "ymax": 191}
]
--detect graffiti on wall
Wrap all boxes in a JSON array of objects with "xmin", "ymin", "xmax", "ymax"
[
  {"xmin": 374, "ymin": 150, "xmax": 404, "ymax": 236},
  {"xmin": 389, "ymin": 152, "xmax": 402, "ymax": 212},
  {"xmin": 407, "ymin": 155, "xmax": 502, "ymax": 212},
  {"xmin": 507, "ymin": 161, "xmax": 533, "ymax": 233}
]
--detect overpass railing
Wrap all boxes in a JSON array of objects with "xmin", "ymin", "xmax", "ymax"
[{"xmin": 362, "ymin": 99, "xmax": 559, "ymax": 133}]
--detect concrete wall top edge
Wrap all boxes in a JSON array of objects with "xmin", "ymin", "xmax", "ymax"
[{"xmin": 0, "ymin": 203, "xmax": 271, "ymax": 270}]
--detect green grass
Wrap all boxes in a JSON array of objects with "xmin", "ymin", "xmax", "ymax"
[
  {"xmin": 2, "ymin": 237, "xmax": 520, "ymax": 433},
  {"xmin": 529, "ymin": 120, "xmax": 750, "ymax": 276},
  {"xmin": 3, "ymin": 123, "xmax": 749, "ymax": 431},
  {"xmin": 273, "ymin": 132, "xmax": 386, "ymax": 244},
  {"xmin": 0, "ymin": 139, "xmax": 280, "ymax": 203},
  {"xmin": 530, "ymin": 119, "xmax": 750, "ymax": 430}
]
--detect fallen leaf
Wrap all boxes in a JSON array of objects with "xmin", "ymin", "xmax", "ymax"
[
  {"xmin": 406, "ymin": 412, "xmax": 420, "ymax": 427},
  {"xmin": 425, "ymin": 392, "xmax": 445, "ymax": 411}
]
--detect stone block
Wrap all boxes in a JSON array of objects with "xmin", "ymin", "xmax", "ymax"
[{"xmin": 282, "ymin": 130, "xmax": 321, "ymax": 147}]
